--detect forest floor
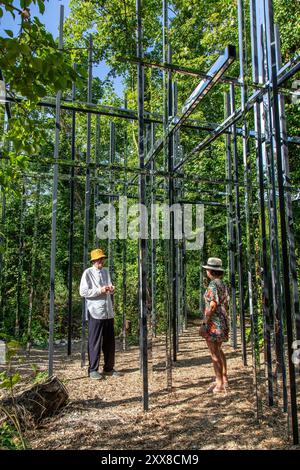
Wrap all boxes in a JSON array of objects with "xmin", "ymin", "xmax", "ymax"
[{"xmin": 2, "ymin": 319, "xmax": 300, "ymax": 450}]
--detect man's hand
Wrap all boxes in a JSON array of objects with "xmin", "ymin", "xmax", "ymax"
[{"xmin": 99, "ymin": 285, "xmax": 115, "ymax": 294}]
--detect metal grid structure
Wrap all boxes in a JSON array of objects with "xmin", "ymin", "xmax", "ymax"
[{"xmin": 1, "ymin": 0, "xmax": 300, "ymax": 445}]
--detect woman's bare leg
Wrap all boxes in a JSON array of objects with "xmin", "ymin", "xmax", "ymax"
[
  {"xmin": 206, "ymin": 340, "xmax": 224, "ymax": 389},
  {"xmin": 218, "ymin": 342, "xmax": 228, "ymax": 384}
]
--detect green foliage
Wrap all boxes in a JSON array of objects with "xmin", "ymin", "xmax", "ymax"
[
  {"xmin": 0, "ymin": 0, "xmax": 299, "ymax": 359},
  {"xmin": 0, "ymin": 371, "xmax": 21, "ymax": 390},
  {"xmin": 0, "ymin": 340, "xmax": 21, "ymax": 393},
  {"xmin": 0, "ymin": 1, "xmax": 81, "ymax": 189},
  {"xmin": 0, "ymin": 338, "xmax": 27, "ymax": 450},
  {"xmin": 30, "ymin": 364, "xmax": 48, "ymax": 383},
  {"xmin": 0, "ymin": 17, "xmax": 77, "ymax": 100},
  {"xmin": 0, "ymin": 421, "xmax": 25, "ymax": 450}
]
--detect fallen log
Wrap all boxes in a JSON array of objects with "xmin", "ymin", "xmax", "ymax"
[{"xmin": 2, "ymin": 376, "xmax": 68, "ymax": 427}]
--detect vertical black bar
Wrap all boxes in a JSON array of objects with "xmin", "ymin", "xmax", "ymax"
[
  {"xmin": 250, "ymin": 0, "xmax": 275, "ymax": 407},
  {"xmin": 253, "ymin": 93, "xmax": 274, "ymax": 406},
  {"xmin": 27, "ymin": 179, "xmax": 40, "ymax": 353},
  {"xmin": 49, "ymin": 5, "xmax": 64, "ymax": 377},
  {"xmin": 264, "ymin": 0, "xmax": 299, "ymax": 445},
  {"xmin": 94, "ymin": 114, "xmax": 101, "ymax": 247},
  {"xmin": 262, "ymin": 8, "xmax": 283, "ymax": 408},
  {"xmin": 81, "ymin": 35, "xmax": 93, "ymax": 368},
  {"xmin": 275, "ymin": 25, "xmax": 300, "ymax": 362},
  {"xmin": 254, "ymin": 0, "xmax": 287, "ymax": 411},
  {"xmin": 0, "ymin": 189, "xmax": 6, "ymax": 328},
  {"xmin": 67, "ymin": 64, "xmax": 76, "ymax": 357},
  {"xmin": 16, "ymin": 181, "xmax": 25, "ymax": 338},
  {"xmin": 136, "ymin": 0, "xmax": 149, "ymax": 411},
  {"xmin": 274, "ymin": 28, "xmax": 289, "ymax": 409},
  {"xmin": 167, "ymin": 45, "xmax": 177, "ymax": 363},
  {"xmin": 238, "ymin": 0, "xmax": 261, "ymax": 419},
  {"xmin": 230, "ymin": 84, "xmax": 247, "ymax": 365},
  {"xmin": 0, "ymin": 97, "xmax": 7, "ymax": 318},
  {"xmin": 199, "ymin": 246, "xmax": 204, "ymax": 320},
  {"xmin": 108, "ymin": 121, "xmax": 115, "ymax": 290},
  {"xmin": 162, "ymin": 0, "xmax": 168, "ymax": 134},
  {"xmin": 0, "ymin": 134, "xmax": 9, "ymax": 330},
  {"xmin": 182, "ymin": 227, "xmax": 187, "ymax": 331},
  {"xmin": 150, "ymin": 123, "xmax": 157, "ymax": 337},
  {"xmin": 225, "ymin": 92, "xmax": 237, "ymax": 350},
  {"xmin": 173, "ymin": 81, "xmax": 181, "ymax": 352},
  {"xmin": 163, "ymin": 0, "xmax": 172, "ymax": 391},
  {"xmin": 122, "ymin": 97, "xmax": 128, "ymax": 351}
]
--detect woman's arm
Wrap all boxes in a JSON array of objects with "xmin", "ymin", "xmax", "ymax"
[{"xmin": 205, "ymin": 300, "xmax": 217, "ymax": 323}]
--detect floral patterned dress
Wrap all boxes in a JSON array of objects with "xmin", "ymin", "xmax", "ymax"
[{"xmin": 203, "ymin": 278, "xmax": 229, "ymax": 342}]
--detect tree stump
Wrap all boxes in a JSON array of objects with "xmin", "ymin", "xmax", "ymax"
[{"xmin": 2, "ymin": 376, "xmax": 68, "ymax": 427}]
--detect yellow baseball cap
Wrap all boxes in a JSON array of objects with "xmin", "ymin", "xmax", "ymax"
[{"xmin": 90, "ymin": 248, "xmax": 106, "ymax": 262}]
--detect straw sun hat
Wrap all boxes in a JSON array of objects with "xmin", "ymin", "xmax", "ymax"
[
  {"xmin": 202, "ymin": 257, "xmax": 224, "ymax": 272},
  {"xmin": 90, "ymin": 248, "xmax": 106, "ymax": 262}
]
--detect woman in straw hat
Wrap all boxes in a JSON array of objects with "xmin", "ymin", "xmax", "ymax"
[{"xmin": 200, "ymin": 257, "xmax": 229, "ymax": 393}]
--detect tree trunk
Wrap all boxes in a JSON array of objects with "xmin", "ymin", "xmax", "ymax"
[{"xmin": 2, "ymin": 376, "xmax": 68, "ymax": 427}]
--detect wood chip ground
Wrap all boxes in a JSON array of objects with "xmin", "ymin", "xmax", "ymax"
[{"xmin": 2, "ymin": 320, "xmax": 299, "ymax": 450}]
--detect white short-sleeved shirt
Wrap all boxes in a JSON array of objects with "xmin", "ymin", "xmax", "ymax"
[{"xmin": 79, "ymin": 267, "xmax": 114, "ymax": 320}]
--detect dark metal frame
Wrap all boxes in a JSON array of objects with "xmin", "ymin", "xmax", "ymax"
[{"xmin": 1, "ymin": 0, "xmax": 299, "ymax": 445}]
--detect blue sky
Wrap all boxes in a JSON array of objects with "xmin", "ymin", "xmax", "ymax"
[{"xmin": 0, "ymin": 0, "xmax": 124, "ymax": 97}]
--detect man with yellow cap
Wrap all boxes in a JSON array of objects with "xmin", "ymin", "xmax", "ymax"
[{"xmin": 79, "ymin": 248, "xmax": 119, "ymax": 379}]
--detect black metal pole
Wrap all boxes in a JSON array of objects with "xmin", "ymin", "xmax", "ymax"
[
  {"xmin": 27, "ymin": 179, "xmax": 40, "ymax": 353},
  {"xmin": 253, "ymin": 93, "xmax": 274, "ymax": 407},
  {"xmin": 94, "ymin": 114, "xmax": 101, "ymax": 246},
  {"xmin": 67, "ymin": 64, "xmax": 76, "ymax": 357},
  {"xmin": 182, "ymin": 220, "xmax": 187, "ymax": 331},
  {"xmin": 173, "ymin": 81, "xmax": 181, "ymax": 352},
  {"xmin": 225, "ymin": 92, "xmax": 237, "ymax": 350},
  {"xmin": 230, "ymin": 83, "xmax": 247, "ymax": 365},
  {"xmin": 162, "ymin": 0, "xmax": 172, "ymax": 391},
  {"xmin": 250, "ymin": 0, "xmax": 275, "ymax": 407},
  {"xmin": 238, "ymin": 0, "xmax": 261, "ymax": 419},
  {"xmin": 150, "ymin": 123, "xmax": 157, "ymax": 337},
  {"xmin": 122, "ymin": 97, "xmax": 128, "ymax": 351},
  {"xmin": 49, "ymin": 5, "xmax": 64, "ymax": 377},
  {"xmin": 16, "ymin": 180, "xmax": 25, "ymax": 338},
  {"xmin": 108, "ymin": 121, "xmax": 115, "ymax": 289},
  {"xmin": 167, "ymin": 45, "xmax": 177, "ymax": 363},
  {"xmin": 81, "ymin": 35, "xmax": 93, "ymax": 368},
  {"xmin": 264, "ymin": 0, "xmax": 299, "ymax": 444},
  {"xmin": 136, "ymin": 0, "xmax": 148, "ymax": 411},
  {"xmin": 275, "ymin": 25, "xmax": 300, "ymax": 368},
  {"xmin": 261, "ymin": 10, "xmax": 284, "ymax": 408},
  {"xmin": 0, "ymin": 188, "xmax": 6, "ymax": 328}
]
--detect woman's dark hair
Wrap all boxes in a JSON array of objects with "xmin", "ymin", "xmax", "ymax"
[{"xmin": 208, "ymin": 269, "xmax": 223, "ymax": 278}]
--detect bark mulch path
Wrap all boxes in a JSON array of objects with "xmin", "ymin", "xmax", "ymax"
[{"xmin": 3, "ymin": 320, "xmax": 299, "ymax": 450}]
